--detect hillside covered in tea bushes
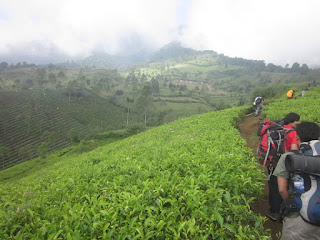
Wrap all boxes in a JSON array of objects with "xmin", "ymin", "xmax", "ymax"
[
  {"xmin": 1, "ymin": 106, "xmax": 270, "ymax": 239},
  {"xmin": 1, "ymin": 87, "xmax": 320, "ymax": 239}
]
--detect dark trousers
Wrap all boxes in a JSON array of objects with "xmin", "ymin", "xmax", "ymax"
[{"xmin": 268, "ymin": 168, "xmax": 283, "ymax": 213}]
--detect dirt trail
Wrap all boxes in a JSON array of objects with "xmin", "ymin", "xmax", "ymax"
[{"xmin": 238, "ymin": 114, "xmax": 282, "ymax": 240}]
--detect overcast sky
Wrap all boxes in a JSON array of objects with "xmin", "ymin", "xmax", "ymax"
[{"xmin": 1, "ymin": 0, "xmax": 320, "ymax": 67}]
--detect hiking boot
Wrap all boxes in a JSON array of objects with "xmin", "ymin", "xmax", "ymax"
[{"xmin": 266, "ymin": 210, "xmax": 280, "ymax": 221}]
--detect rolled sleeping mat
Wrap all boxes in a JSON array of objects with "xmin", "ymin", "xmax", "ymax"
[{"xmin": 285, "ymin": 154, "xmax": 320, "ymax": 176}]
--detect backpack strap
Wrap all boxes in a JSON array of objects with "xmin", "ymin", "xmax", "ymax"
[{"xmin": 262, "ymin": 130, "xmax": 272, "ymax": 167}]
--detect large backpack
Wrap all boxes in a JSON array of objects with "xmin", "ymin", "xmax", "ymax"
[
  {"xmin": 285, "ymin": 146, "xmax": 320, "ymax": 226},
  {"xmin": 287, "ymin": 90, "xmax": 294, "ymax": 98},
  {"xmin": 253, "ymin": 97, "xmax": 262, "ymax": 106},
  {"xmin": 257, "ymin": 120, "xmax": 293, "ymax": 168}
]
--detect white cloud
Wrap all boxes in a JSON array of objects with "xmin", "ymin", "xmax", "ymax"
[
  {"xmin": 1, "ymin": 0, "xmax": 320, "ymax": 66},
  {"xmin": 0, "ymin": 0, "xmax": 181, "ymax": 56},
  {"xmin": 181, "ymin": 0, "xmax": 320, "ymax": 66}
]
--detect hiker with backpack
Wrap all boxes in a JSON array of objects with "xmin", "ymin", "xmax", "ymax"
[
  {"xmin": 253, "ymin": 96, "xmax": 264, "ymax": 116},
  {"xmin": 282, "ymin": 113, "xmax": 300, "ymax": 152},
  {"xmin": 286, "ymin": 90, "xmax": 295, "ymax": 99},
  {"xmin": 273, "ymin": 121, "xmax": 320, "ymax": 239},
  {"xmin": 257, "ymin": 112, "xmax": 300, "ymax": 221}
]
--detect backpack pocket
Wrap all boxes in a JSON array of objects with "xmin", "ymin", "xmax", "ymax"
[{"xmin": 299, "ymin": 178, "xmax": 320, "ymax": 225}]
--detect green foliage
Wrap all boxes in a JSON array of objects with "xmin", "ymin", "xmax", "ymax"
[
  {"xmin": 0, "ymin": 145, "xmax": 10, "ymax": 156},
  {"xmin": 69, "ymin": 128, "xmax": 80, "ymax": 143},
  {"xmin": 48, "ymin": 132, "xmax": 59, "ymax": 145},
  {"xmin": 263, "ymin": 87, "xmax": 320, "ymax": 124},
  {"xmin": 2, "ymin": 47, "xmax": 319, "ymax": 171},
  {"xmin": 18, "ymin": 144, "xmax": 34, "ymax": 160},
  {"xmin": 37, "ymin": 142, "xmax": 48, "ymax": 159},
  {"xmin": 0, "ymin": 90, "xmax": 90, "ymax": 170},
  {"xmin": 126, "ymin": 124, "xmax": 146, "ymax": 135},
  {"xmin": 0, "ymin": 106, "xmax": 269, "ymax": 239},
  {"xmin": 250, "ymin": 84, "xmax": 288, "ymax": 102}
]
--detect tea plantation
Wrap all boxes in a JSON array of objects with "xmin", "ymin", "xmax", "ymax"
[
  {"xmin": 1, "ymin": 105, "xmax": 268, "ymax": 239},
  {"xmin": 0, "ymin": 87, "xmax": 319, "ymax": 239}
]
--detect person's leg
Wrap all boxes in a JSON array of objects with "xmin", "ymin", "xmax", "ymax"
[
  {"xmin": 268, "ymin": 174, "xmax": 282, "ymax": 212},
  {"xmin": 255, "ymin": 104, "xmax": 260, "ymax": 116},
  {"xmin": 266, "ymin": 168, "xmax": 283, "ymax": 221}
]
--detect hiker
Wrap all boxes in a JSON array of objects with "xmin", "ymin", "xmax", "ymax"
[
  {"xmin": 283, "ymin": 113, "xmax": 300, "ymax": 151},
  {"xmin": 265, "ymin": 112, "xmax": 300, "ymax": 221},
  {"xmin": 301, "ymin": 90, "xmax": 305, "ymax": 97},
  {"xmin": 313, "ymin": 80, "xmax": 317, "ymax": 87},
  {"xmin": 286, "ymin": 90, "xmax": 295, "ymax": 99},
  {"xmin": 253, "ymin": 96, "xmax": 264, "ymax": 116},
  {"xmin": 273, "ymin": 121, "xmax": 320, "ymax": 239}
]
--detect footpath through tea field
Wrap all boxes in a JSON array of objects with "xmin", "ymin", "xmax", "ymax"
[{"xmin": 238, "ymin": 114, "xmax": 282, "ymax": 240}]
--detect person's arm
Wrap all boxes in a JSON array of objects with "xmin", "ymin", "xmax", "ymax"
[
  {"xmin": 278, "ymin": 177, "xmax": 289, "ymax": 200},
  {"xmin": 287, "ymin": 131, "xmax": 298, "ymax": 150}
]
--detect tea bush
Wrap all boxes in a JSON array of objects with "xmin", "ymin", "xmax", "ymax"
[{"xmin": 0, "ymin": 106, "xmax": 269, "ymax": 239}]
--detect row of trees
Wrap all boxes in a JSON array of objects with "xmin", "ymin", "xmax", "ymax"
[
  {"xmin": 217, "ymin": 55, "xmax": 310, "ymax": 74},
  {"xmin": 0, "ymin": 61, "xmax": 37, "ymax": 72}
]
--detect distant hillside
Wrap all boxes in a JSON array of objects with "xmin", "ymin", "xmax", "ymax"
[
  {"xmin": 1, "ymin": 42, "xmax": 320, "ymax": 171},
  {"xmin": 0, "ymin": 91, "xmax": 90, "ymax": 170},
  {"xmin": 0, "ymin": 88, "xmax": 140, "ymax": 170},
  {"xmin": 79, "ymin": 49, "xmax": 153, "ymax": 71}
]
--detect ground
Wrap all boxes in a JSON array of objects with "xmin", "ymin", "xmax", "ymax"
[{"xmin": 237, "ymin": 114, "xmax": 282, "ymax": 240}]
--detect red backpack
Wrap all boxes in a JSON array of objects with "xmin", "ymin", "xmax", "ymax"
[{"xmin": 257, "ymin": 120, "xmax": 293, "ymax": 168}]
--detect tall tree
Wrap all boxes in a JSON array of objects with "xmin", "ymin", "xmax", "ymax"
[
  {"xmin": 58, "ymin": 71, "xmax": 65, "ymax": 78},
  {"xmin": 69, "ymin": 128, "xmax": 80, "ymax": 143},
  {"xmin": 48, "ymin": 132, "xmax": 59, "ymax": 148},
  {"xmin": 291, "ymin": 62, "xmax": 300, "ymax": 73},
  {"xmin": 48, "ymin": 72, "xmax": 57, "ymax": 84},
  {"xmin": 36, "ymin": 68, "xmax": 46, "ymax": 84},
  {"xmin": 37, "ymin": 142, "xmax": 48, "ymax": 158},
  {"xmin": 300, "ymin": 64, "xmax": 309, "ymax": 75},
  {"xmin": 126, "ymin": 97, "xmax": 134, "ymax": 126},
  {"xmin": 140, "ymin": 73, "xmax": 147, "ymax": 84},
  {"xmin": 151, "ymin": 78, "xmax": 160, "ymax": 94},
  {"xmin": 136, "ymin": 85, "xmax": 152, "ymax": 126},
  {"xmin": 18, "ymin": 144, "xmax": 34, "ymax": 160},
  {"xmin": 0, "ymin": 62, "xmax": 8, "ymax": 72}
]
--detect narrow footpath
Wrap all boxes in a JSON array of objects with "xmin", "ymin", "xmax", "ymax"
[{"xmin": 237, "ymin": 114, "xmax": 282, "ymax": 240}]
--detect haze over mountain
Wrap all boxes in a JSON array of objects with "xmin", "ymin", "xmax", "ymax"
[{"xmin": 1, "ymin": 0, "xmax": 320, "ymax": 67}]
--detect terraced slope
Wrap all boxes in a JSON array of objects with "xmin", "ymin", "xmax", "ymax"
[{"xmin": 0, "ymin": 91, "xmax": 90, "ymax": 170}]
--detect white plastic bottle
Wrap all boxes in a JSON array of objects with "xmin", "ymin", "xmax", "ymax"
[{"xmin": 294, "ymin": 174, "xmax": 305, "ymax": 194}]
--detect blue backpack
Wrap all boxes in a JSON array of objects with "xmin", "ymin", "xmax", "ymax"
[{"xmin": 285, "ymin": 141, "xmax": 320, "ymax": 225}]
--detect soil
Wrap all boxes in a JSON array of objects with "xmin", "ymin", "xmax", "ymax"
[{"xmin": 237, "ymin": 114, "xmax": 282, "ymax": 240}]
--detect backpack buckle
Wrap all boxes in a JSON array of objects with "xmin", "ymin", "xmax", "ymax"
[{"xmin": 288, "ymin": 203, "xmax": 297, "ymax": 209}]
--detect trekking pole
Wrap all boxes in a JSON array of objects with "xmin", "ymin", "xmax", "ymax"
[
  {"xmin": 246, "ymin": 112, "xmax": 255, "ymax": 116},
  {"xmin": 268, "ymin": 167, "xmax": 274, "ymax": 179}
]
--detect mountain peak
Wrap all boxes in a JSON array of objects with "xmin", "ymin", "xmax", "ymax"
[{"xmin": 149, "ymin": 41, "xmax": 197, "ymax": 62}]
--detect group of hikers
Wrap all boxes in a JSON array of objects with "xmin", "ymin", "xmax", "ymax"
[
  {"xmin": 253, "ymin": 85, "xmax": 316, "ymax": 117},
  {"xmin": 255, "ymin": 110, "xmax": 320, "ymax": 238}
]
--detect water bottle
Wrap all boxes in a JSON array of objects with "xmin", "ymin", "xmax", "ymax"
[{"xmin": 294, "ymin": 174, "xmax": 305, "ymax": 194}]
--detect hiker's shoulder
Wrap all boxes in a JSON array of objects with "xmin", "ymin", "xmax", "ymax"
[{"xmin": 274, "ymin": 152, "xmax": 295, "ymax": 178}]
